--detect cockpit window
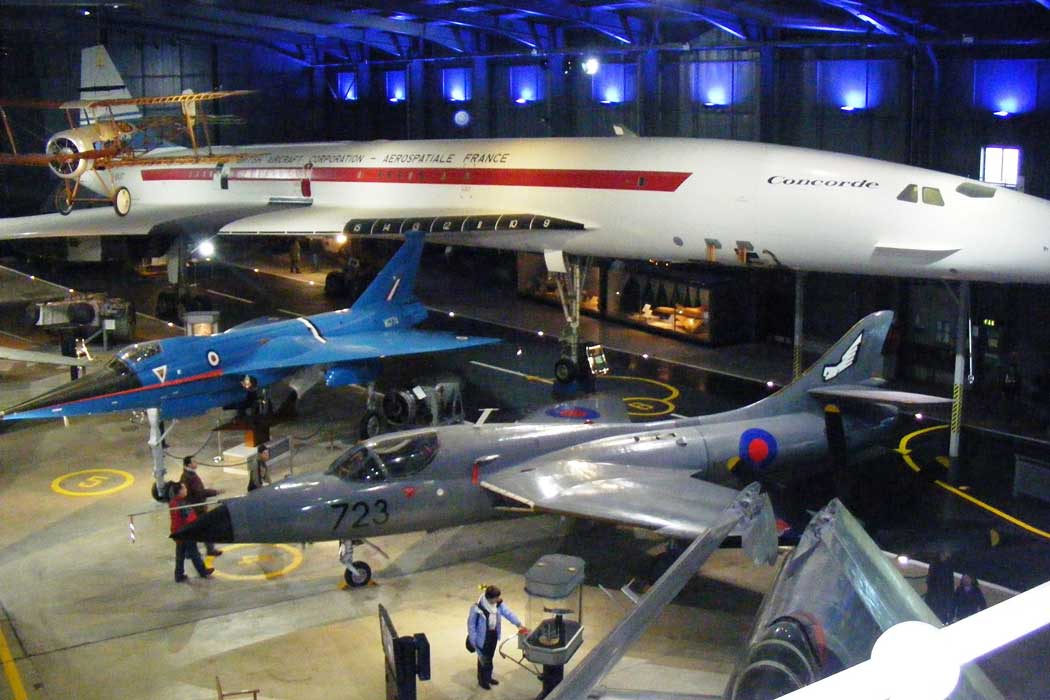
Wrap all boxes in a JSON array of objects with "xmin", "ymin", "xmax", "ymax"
[
  {"xmin": 105, "ymin": 356, "xmax": 133, "ymax": 377},
  {"xmin": 119, "ymin": 342, "xmax": 162, "ymax": 364},
  {"xmin": 897, "ymin": 184, "xmax": 918, "ymax": 203},
  {"xmin": 327, "ymin": 445, "xmax": 386, "ymax": 482},
  {"xmin": 372, "ymin": 433, "xmax": 439, "ymax": 477},
  {"xmin": 326, "ymin": 432, "xmax": 439, "ymax": 481},
  {"xmin": 956, "ymin": 182, "xmax": 997, "ymax": 198},
  {"xmin": 922, "ymin": 187, "xmax": 944, "ymax": 206}
]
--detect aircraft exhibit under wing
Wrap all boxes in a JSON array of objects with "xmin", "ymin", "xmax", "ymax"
[
  {"xmin": 225, "ymin": 328, "xmax": 498, "ymax": 374},
  {"xmin": 481, "ymin": 461, "xmax": 748, "ymax": 539},
  {"xmin": 544, "ymin": 484, "xmax": 775, "ymax": 700}
]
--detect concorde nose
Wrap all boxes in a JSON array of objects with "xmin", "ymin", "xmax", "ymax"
[
  {"xmin": 174, "ymin": 504, "xmax": 234, "ymax": 543},
  {"xmin": 0, "ymin": 363, "xmax": 142, "ymax": 420}
]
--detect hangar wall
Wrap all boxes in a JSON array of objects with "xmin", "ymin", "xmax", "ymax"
[{"xmin": 3, "ymin": 26, "xmax": 1050, "ymax": 405}]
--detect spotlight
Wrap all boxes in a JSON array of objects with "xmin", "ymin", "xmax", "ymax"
[
  {"xmin": 335, "ymin": 233, "xmax": 347, "ymax": 245},
  {"xmin": 583, "ymin": 57, "xmax": 600, "ymax": 75},
  {"xmin": 197, "ymin": 240, "xmax": 215, "ymax": 258},
  {"xmin": 453, "ymin": 109, "xmax": 471, "ymax": 127},
  {"xmin": 993, "ymin": 110, "xmax": 1010, "ymax": 118}
]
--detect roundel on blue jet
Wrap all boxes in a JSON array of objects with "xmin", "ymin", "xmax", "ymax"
[
  {"xmin": 207, "ymin": 350, "xmax": 221, "ymax": 367},
  {"xmin": 546, "ymin": 405, "xmax": 601, "ymax": 421},
  {"xmin": 738, "ymin": 428, "xmax": 778, "ymax": 470}
]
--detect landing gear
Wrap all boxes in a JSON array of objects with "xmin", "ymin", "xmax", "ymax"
[
  {"xmin": 359, "ymin": 409, "xmax": 382, "ymax": 440},
  {"xmin": 550, "ymin": 255, "xmax": 589, "ymax": 386},
  {"xmin": 339, "ymin": 539, "xmax": 372, "ymax": 587},
  {"xmin": 113, "ymin": 186, "xmax": 131, "ymax": 217},
  {"xmin": 548, "ymin": 255, "xmax": 608, "ymax": 393},
  {"xmin": 54, "ymin": 188, "xmax": 74, "ymax": 216}
]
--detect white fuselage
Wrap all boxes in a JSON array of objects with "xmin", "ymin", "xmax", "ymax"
[{"xmin": 97, "ymin": 137, "xmax": 1050, "ymax": 282}]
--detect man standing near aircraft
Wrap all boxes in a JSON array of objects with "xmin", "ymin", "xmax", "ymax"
[
  {"xmin": 180, "ymin": 456, "xmax": 223, "ymax": 558},
  {"xmin": 468, "ymin": 585, "xmax": 528, "ymax": 690},
  {"xmin": 248, "ymin": 444, "xmax": 271, "ymax": 492}
]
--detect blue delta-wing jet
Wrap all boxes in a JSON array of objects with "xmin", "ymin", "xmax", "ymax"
[{"xmin": 0, "ymin": 232, "xmax": 497, "ymax": 422}]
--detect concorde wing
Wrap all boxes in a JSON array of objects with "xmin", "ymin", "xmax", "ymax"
[
  {"xmin": 0, "ymin": 203, "xmax": 293, "ymax": 241},
  {"xmin": 481, "ymin": 460, "xmax": 773, "ymax": 542},
  {"xmin": 225, "ymin": 328, "xmax": 498, "ymax": 375},
  {"xmin": 218, "ymin": 205, "xmax": 588, "ymax": 239},
  {"xmin": 543, "ymin": 483, "xmax": 771, "ymax": 700}
]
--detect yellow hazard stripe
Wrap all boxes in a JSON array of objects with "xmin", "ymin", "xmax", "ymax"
[
  {"xmin": 0, "ymin": 620, "xmax": 27, "ymax": 700},
  {"xmin": 950, "ymin": 383, "xmax": 963, "ymax": 434}
]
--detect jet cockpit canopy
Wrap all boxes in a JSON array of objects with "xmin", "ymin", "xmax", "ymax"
[{"xmin": 327, "ymin": 432, "xmax": 439, "ymax": 482}]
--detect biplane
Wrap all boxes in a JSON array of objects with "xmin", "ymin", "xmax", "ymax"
[{"xmin": 0, "ymin": 88, "xmax": 253, "ymax": 216}]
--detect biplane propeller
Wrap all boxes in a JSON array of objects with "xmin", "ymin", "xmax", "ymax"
[{"xmin": 0, "ymin": 89, "xmax": 254, "ymax": 216}]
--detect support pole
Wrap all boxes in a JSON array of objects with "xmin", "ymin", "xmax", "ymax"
[
  {"xmin": 948, "ymin": 280, "xmax": 970, "ymax": 482},
  {"xmin": 793, "ymin": 272, "xmax": 806, "ymax": 380},
  {"xmin": 147, "ymin": 407, "xmax": 167, "ymax": 493}
]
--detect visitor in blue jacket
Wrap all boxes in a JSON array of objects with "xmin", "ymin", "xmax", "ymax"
[{"xmin": 467, "ymin": 585, "xmax": 528, "ymax": 690}]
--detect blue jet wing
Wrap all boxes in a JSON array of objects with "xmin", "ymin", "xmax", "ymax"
[{"xmin": 225, "ymin": 329, "xmax": 499, "ymax": 374}]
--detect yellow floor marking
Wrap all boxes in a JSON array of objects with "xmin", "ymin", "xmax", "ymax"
[
  {"xmin": 0, "ymin": 620, "xmax": 27, "ymax": 700},
  {"xmin": 896, "ymin": 424, "xmax": 1050, "ymax": 540},
  {"xmin": 604, "ymin": 375, "xmax": 680, "ymax": 417},
  {"xmin": 51, "ymin": 468, "xmax": 135, "ymax": 497},
  {"xmin": 207, "ymin": 543, "xmax": 303, "ymax": 581}
]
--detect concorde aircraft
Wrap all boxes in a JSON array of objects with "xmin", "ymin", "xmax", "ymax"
[
  {"xmin": 0, "ymin": 232, "xmax": 497, "ymax": 487},
  {"xmin": 4, "ymin": 45, "xmax": 1049, "ymax": 382},
  {"xmin": 176, "ymin": 308, "xmax": 949, "ymax": 587}
]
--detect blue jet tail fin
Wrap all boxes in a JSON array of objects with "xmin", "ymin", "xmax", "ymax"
[
  {"xmin": 733, "ymin": 310, "xmax": 894, "ymax": 420},
  {"xmin": 349, "ymin": 232, "xmax": 425, "ymax": 313}
]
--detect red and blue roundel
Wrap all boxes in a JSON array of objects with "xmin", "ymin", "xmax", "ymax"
[
  {"xmin": 546, "ymin": 405, "xmax": 601, "ymax": 421},
  {"xmin": 739, "ymin": 428, "xmax": 778, "ymax": 470}
]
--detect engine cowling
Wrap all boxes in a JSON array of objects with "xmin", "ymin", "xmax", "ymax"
[{"xmin": 45, "ymin": 128, "xmax": 93, "ymax": 179}]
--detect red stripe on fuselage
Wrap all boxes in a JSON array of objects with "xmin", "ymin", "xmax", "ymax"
[
  {"xmin": 54, "ymin": 369, "xmax": 225, "ymax": 409},
  {"xmin": 142, "ymin": 166, "xmax": 691, "ymax": 192}
]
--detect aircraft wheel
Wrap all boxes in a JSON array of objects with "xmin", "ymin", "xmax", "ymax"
[
  {"xmin": 344, "ymin": 561, "xmax": 372, "ymax": 587},
  {"xmin": 113, "ymin": 187, "xmax": 132, "ymax": 217},
  {"xmin": 54, "ymin": 189, "xmax": 74, "ymax": 216},
  {"xmin": 554, "ymin": 358, "xmax": 577, "ymax": 384},
  {"xmin": 359, "ymin": 410, "xmax": 382, "ymax": 440}
]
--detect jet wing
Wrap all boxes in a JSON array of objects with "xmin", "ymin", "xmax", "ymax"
[
  {"xmin": 0, "ymin": 346, "xmax": 91, "ymax": 367},
  {"xmin": 225, "ymin": 329, "xmax": 498, "ymax": 374},
  {"xmin": 544, "ymin": 484, "xmax": 772, "ymax": 700},
  {"xmin": 481, "ymin": 460, "xmax": 747, "ymax": 539},
  {"xmin": 219, "ymin": 206, "xmax": 588, "ymax": 238},
  {"xmin": 521, "ymin": 394, "xmax": 632, "ymax": 424},
  {"xmin": 0, "ymin": 203, "xmax": 293, "ymax": 241}
]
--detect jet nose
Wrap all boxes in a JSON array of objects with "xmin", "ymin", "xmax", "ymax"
[
  {"xmin": 174, "ymin": 504, "xmax": 234, "ymax": 543},
  {"xmin": 0, "ymin": 362, "xmax": 141, "ymax": 420}
]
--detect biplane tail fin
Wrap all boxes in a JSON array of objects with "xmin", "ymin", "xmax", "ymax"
[{"xmin": 79, "ymin": 45, "xmax": 141, "ymax": 124}]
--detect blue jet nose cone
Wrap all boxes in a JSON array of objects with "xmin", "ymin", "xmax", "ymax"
[
  {"xmin": 174, "ymin": 504, "xmax": 234, "ymax": 543},
  {"xmin": 0, "ymin": 362, "xmax": 141, "ymax": 420}
]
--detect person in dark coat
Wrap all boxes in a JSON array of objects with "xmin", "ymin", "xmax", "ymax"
[
  {"xmin": 248, "ymin": 443, "xmax": 272, "ymax": 492},
  {"xmin": 467, "ymin": 585, "xmax": 528, "ymax": 690},
  {"xmin": 289, "ymin": 238, "xmax": 302, "ymax": 273},
  {"xmin": 952, "ymin": 574, "xmax": 987, "ymax": 621},
  {"xmin": 169, "ymin": 481, "xmax": 214, "ymax": 582},
  {"xmin": 924, "ymin": 551, "xmax": 955, "ymax": 624},
  {"xmin": 180, "ymin": 456, "xmax": 223, "ymax": 557}
]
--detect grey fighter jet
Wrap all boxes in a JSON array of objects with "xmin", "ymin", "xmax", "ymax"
[{"xmin": 178, "ymin": 309, "xmax": 946, "ymax": 586}]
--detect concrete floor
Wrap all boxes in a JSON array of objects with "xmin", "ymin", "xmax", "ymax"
[{"xmin": 0, "ymin": 369, "xmax": 777, "ymax": 700}]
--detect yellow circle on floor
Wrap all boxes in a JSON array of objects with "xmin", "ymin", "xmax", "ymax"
[
  {"xmin": 51, "ymin": 468, "xmax": 135, "ymax": 497},
  {"xmin": 205, "ymin": 543, "xmax": 304, "ymax": 581}
]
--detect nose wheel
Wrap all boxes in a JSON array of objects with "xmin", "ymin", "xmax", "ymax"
[{"xmin": 339, "ymin": 538, "xmax": 373, "ymax": 587}]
